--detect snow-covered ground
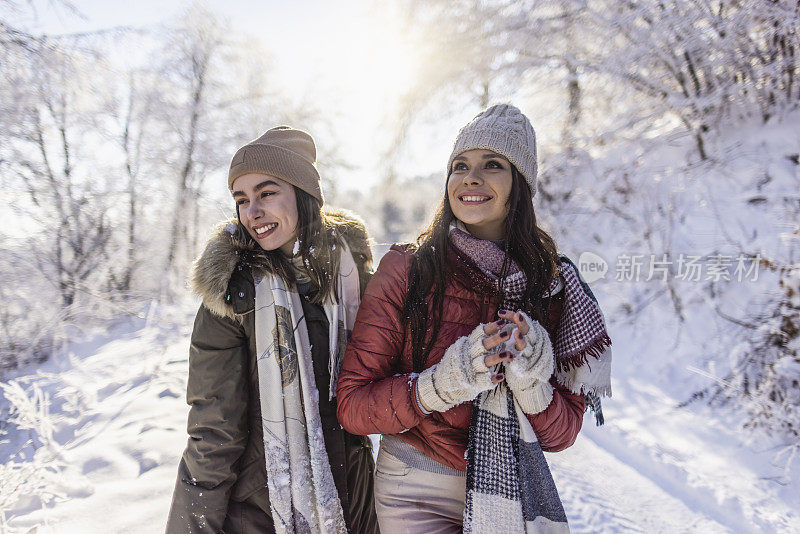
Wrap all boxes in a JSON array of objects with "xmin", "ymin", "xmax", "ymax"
[
  {"xmin": 0, "ymin": 305, "xmax": 194, "ymax": 533},
  {"xmin": 1, "ymin": 300, "xmax": 798, "ymax": 533}
]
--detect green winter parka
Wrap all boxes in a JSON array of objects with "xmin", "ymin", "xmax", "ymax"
[{"xmin": 165, "ymin": 209, "xmax": 378, "ymax": 534}]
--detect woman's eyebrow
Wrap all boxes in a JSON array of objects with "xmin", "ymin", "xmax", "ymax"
[
  {"xmin": 253, "ymin": 179, "xmax": 279, "ymax": 191},
  {"xmin": 232, "ymin": 179, "xmax": 280, "ymax": 197},
  {"xmin": 453, "ymin": 153, "xmax": 505, "ymax": 162}
]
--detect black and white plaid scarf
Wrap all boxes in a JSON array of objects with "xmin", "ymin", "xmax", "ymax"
[
  {"xmin": 464, "ymin": 388, "xmax": 570, "ymax": 533},
  {"xmin": 450, "ymin": 223, "xmax": 613, "ymax": 533}
]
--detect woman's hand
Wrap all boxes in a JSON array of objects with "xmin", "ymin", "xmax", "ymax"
[
  {"xmin": 497, "ymin": 310, "xmax": 556, "ymax": 414},
  {"xmin": 416, "ymin": 321, "xmax": 513, "ymax": 413},
  {"xmin": 497, "ymin": 309, "xmax": 547, "ymax": 356},
  {"xmin": 481, "ymin": 318, "xmax": 517, "ymax": 378}
]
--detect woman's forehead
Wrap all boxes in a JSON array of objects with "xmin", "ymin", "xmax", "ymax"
[
  {"xmin": 231, "ymin": 173, "xmax": 289, "ymax": 194},
  {"xmin": 453, "ymin": 149, "xmax": 508, "ymax": 161}
]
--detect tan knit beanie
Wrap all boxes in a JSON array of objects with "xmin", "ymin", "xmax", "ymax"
[
  {"xmin": 447, "ymin": 104, "xmax": 538, "ymax": 197},
  {"xmin": 228, "ymin": 126, "xmax": 323, "ymax": 205}
]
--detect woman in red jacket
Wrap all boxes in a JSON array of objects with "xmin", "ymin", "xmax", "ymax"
[{"xmin": 337, "ymin": 104, "xmax": 613, "ymax": 533}]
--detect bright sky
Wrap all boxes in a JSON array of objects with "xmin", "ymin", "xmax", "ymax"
[{"xmin": 21, "ymin": 0, "xmax": 453, "ymax": 192}]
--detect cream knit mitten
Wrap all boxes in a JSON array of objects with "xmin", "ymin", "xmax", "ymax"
[
  {"xmin": 416, "ymin": 323, "xmax": 497, "ymax": 413},
  {"xmin": 505, "ymin": 311, "xmax": 555, "ymax": 414}
]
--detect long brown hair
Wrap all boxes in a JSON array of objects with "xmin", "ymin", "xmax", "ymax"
[
  {"xmin": 404, "ymin": 165, "xmax": 560, "ymax": 373},
  {"xmin": 233, "ymin": 188, "xmax": 343, "ymax": 304}
]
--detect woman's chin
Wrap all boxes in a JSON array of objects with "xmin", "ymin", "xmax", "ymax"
[
  {"xmin": 457, "ymin": 217, "xmax": 506, "ymax": 241},
  {"xmin": 257, "ymin": 235, "xmax": 297, "ymax": 256},
  {"xmin": 250, "ymin": 233, "xmax": 282, "ymax": 252},
  {"xmin": 457, "ymin": 215, "xmax": 492, "ymax": 231}
]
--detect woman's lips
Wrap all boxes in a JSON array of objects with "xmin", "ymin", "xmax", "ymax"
[
  {"xmin": 253, "ymin": 222, "xmax": 278, "ymax": 239},
  {"xmin": 459, "ymin": 194, "xmax": 492, "ymax": 205}
]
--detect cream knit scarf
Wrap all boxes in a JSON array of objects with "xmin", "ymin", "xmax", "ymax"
[{"xmin": 253, "ymin": 241, "xmax": 361, "ymax": 534}]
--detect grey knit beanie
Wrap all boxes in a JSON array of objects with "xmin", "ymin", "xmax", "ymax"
[
  {"xmin": 228, "ymin": 126, "xmax": 323, "ymax": 205},
  {"xmin": 447, "ymin": 104, "xmax": 538, "ymax": 197}
]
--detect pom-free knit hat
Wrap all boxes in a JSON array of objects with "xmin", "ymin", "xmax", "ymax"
[
  {"xmin": 447, "ymin": 104, "xmax": 538, "ymax": 197},
  {"xmin": 228, "ymin": 126, "xmax": 323, "ymax": 205}
]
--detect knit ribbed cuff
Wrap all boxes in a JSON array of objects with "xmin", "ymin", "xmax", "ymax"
[
  {"xmin": 467, "ymin": 325, "xmax": 486, "ymax": 347},
  {"xmin": 416, "ymin": 366, "xmax": 454, "ymax": 413},
  {"xmin": 414, "ymin": 378, "xmax": 433, "ymax": 415},
  {"xmin": 466, "ymin": 327, "xmax": 491, "ymax": 374},
  {"xmin": 447, "ymin": 104, "xmax": 539, "ymax": 196},
  {"xmin": 514, "ymin": 380, "xmax": 554, "ymax": 415}
]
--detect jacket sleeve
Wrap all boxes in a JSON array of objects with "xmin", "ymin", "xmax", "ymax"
[
  {"xmin": 166, "ymin": 305, "xmax": 250, "ymax": 534},
  {"xmin": 526, "ymin": 380, "xmax": 585, "ymax": 452},
  {"xmin": 336, "ymin": 247, "xmax": 423, "ymax": 435}
]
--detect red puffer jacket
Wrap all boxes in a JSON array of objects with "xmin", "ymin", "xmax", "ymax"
[{"xmin": 336, "ymin": 243, "xmax": 585, "ymax": 472}]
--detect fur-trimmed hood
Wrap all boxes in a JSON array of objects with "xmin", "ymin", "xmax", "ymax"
[{"xmin": 191, "ymin": 207, "xmax": 373, "ymax": 320}]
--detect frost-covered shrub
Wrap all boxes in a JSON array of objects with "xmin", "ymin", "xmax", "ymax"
[
  {"xmin": 593, "ymin": 0, "xmax": 800, "ymax": 158},
  {"xmin": 536, "ymin": 110, "xmax": 800, "ymax": 451},
  {"xmin": 0, "ymin": 381, "xmax": 67, "ymax": 528},
  {"xmin": 0, "ymin": 250, "xmax": 60, "ymax": 372},
  {"xmin": 722, "ymin": 266, "xmax": 800, "ymax": 444}
]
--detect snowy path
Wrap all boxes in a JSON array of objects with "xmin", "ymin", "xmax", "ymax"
[
  {"xmin": 550, "ymin": 374, "xmax": 800, "ymax": 534},
  {"xmin": 553, "ymin": 428, "xmax": 753, "ymax": 534},
  {"xmin": 1, "ymin": 310, "xmax": 798, "ymax": 533}
]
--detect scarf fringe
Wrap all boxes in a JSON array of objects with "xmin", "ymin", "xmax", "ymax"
[
  {"xmin": 554, "ymin": 359, "xmax": 613, "ymax": 398},
  {"xmin": 555, "ymin": 375, "xmax": 613, "ymax": 398},
  {"xmin": 555, "ymin": 332, "xmax": 612, "ymax": 372}
]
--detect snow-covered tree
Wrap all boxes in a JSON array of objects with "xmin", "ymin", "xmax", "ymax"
[
  {"xmin": 0, "ymin": 2, "xmax": 342, "ymax": 367},
  {"xmin": 0, "ymin": 38, "xmax": 117, "ymax": 310}
]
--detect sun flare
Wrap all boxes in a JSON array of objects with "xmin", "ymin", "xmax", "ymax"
[{"xmin": 314, "ymin": 3, "xmax": 419, "ymax": 109}]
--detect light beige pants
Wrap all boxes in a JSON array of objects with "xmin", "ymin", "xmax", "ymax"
[{"xmin": 373, "ymin": 446, "xmax": 467, "ymax": 534}]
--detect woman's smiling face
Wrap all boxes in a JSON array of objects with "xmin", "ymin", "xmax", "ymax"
[
  {"xmin": 231, "ymin": 173, "xmax": 299, "ymax": 255},
  {"xmin": 447, "ymin": 149, "xmax": 513, "ymax": 241}
]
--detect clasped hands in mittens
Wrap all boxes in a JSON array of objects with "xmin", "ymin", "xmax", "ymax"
[
  {"xmin": 496, "ymin": 310, "xmax": 555, "ymax": 388},
  {"xmin": 495, "ymin": 309, "xmax": 556, "ymax": 414},
  {"xmin": 415, "ymin": 321, "xmax": 515, "ymax": 413},
  {"xmin": 416, "ymin": 310, "xmax": 556, "ymax": 413}
]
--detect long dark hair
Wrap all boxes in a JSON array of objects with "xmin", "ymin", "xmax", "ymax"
[
  {"xmin": 234, "ymin": 187, "xmax": 342, "ymax": 304},
  {"xmin": 403, "ymin": 165, "xmax": 560, "ymax": 372}
]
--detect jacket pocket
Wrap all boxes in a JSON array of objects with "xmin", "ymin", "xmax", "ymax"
[{"xmin": 230, "ymin": 455, "xmax": 266, "ymax": 502}]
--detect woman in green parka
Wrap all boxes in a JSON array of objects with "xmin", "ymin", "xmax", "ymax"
[{"xmin": 166, "ymin": 126, "xmax": 379, "ymax": 534}]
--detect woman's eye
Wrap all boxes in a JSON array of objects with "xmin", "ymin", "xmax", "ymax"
[
  {"xmin": 452, "ymin": 162, "xmax": 467, "ymax": 172},
  {"xmin": 236, "ymin": 198, "xmax": 249, "ymax": 206},
  {"xmin": 486, "ymin": 160, "xmax": 503, "ymax": 169},
  {"xmin": 261, "ymin": 191, "xmax": 275, "ymax": 198}
]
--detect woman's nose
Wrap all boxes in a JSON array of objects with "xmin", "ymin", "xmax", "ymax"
[
  {"xmin": 463, "ymin": 168, "xmax": 483, "ymax": 185},
  {"xmin": 246, "ymin": 199, "xmax": 263, "ymax": 220}
]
